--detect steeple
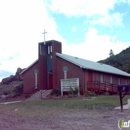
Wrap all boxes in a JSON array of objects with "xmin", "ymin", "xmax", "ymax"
[{"xmin": 38, "ymin": 40, "xmax": 62, "ymax": 90}]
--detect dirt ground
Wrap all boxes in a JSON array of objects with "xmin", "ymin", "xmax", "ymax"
[{"xmin": 0, "ymin": 99, "xmax": 130, "ymax": 130}]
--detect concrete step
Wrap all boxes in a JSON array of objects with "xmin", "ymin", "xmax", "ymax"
[
  {"xmin": 27, "ymin": 89, "xmax": 52, "ymax": 100},
  {"xmin": 42, "ymin": 90, "xmax": 52, "ymax": 98},
  {"xmin": 31, "ymin": 90, "xmax": 46, "ymax": 98}
]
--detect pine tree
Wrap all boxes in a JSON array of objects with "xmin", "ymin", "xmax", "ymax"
[{"xmin": 109, "ymin": 49, "xmax": 114, "ymax": 57}]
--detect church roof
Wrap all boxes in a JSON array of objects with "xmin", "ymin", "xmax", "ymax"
[
  {"xmin": 20, "ymin": 60, "xmax": 38, "ymax": 75},
  {"xmin": 56, "ymin": 53, "xmax": 130, "ymax": 77}
]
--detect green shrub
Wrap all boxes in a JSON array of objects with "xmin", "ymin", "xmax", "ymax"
[
  {"xmin": 0, "ymin": 81, "xmax": 23, "ymax": 98},
  {"xmin": 69, "ymin": 87, "xmax": 73, "ymax": 96},
  {"xmin": 68, "ymin": 87, "xmax": 79, "ymax": 97},
  {"xmin": 12, "ymin": 82, "xmax": 23, "ymax": 97},
  {"xmin": 51, "ymin": 88, "xmax": 61, "ymax": 96},
  {"xmin": 84, "ymin": 91, "xmax": 96, "ymax": 97},
  {"xmin": 73, "ymin": 87, "xmax": 79, "ymax": 96}
]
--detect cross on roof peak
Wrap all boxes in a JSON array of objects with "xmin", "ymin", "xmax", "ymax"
[{"xmin": 42, "ymin": 29, "xmax": 47, "ymax": 45}]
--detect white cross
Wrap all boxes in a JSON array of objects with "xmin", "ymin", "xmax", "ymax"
[{"xmin": 42, "ymin": 29, "xmax": 47, "ymax": 45}]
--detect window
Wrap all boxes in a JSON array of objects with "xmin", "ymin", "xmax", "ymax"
[
  {"xmin": 40, "ymin": 44, "xmax": 43, "ymax": 55},
  {"xmin": 100, "ymin": 74, "xmax": 103, "ymax": 83},
  {"xmin": 48, "ymin": 45, "xmax": 52, "ymax": 54},
  {"xmin": 125, "ymin": 79, "xmax": 128, "ymax": 84},
  {"xmin": 110, "ymin": 76, "xmax": 112, "ymax": 84},
  {"xmin": 50, "ymin": 45, "xmax": 52, "ymax": 52},
  {"xmin": 118, "ymin": 78, "xmax": 120, "ymax": 85},
  {"xmin": 34, "ymin": 70, "xmax": 38, "ymax": 88}
]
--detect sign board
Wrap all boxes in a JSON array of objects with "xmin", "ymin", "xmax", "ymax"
[{"xmin": 61, "ymin": 78, "xmax": 80, "ymax": 96}]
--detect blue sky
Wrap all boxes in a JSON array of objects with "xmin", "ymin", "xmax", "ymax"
[{"xmin": 0, "ymin": 0, "xmax": 130, "ymax": 81}]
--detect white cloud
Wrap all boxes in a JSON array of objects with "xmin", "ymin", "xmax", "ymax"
[
  {"xmin": 90, "ymin": 13, "xmax": 124, "ymax": 27},
  {"xmin": 62, "ymin": 27, "xmax": 130, "ymax": 61},
  {"xmin": 48, "ymin": 0, "xmax": 116, "ymax": 16},
  {"xmin": 0, "ymin": 0, "xmax": 66, "ymax": 74},
  {"xmin": 47, "ymin": 0, "xmax": 126, "ymax": 28},
  {"xmin": 0, "ymin": 0, "xmax": 129, "ymax": 82}
]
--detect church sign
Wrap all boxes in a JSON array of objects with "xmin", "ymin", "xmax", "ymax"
[{"xmin": 60, "ymin": 78, "xmax": 80, "ymax": 96}]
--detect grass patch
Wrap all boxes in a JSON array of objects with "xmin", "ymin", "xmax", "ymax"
[
  {"xmin": 1, "ymin": 95, "xmax": 129, "ymax": 120},
  {"xmin": 14, "ymin": 95, "xmax": 130, "ymax": 110}
]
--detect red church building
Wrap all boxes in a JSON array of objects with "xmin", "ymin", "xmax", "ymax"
[{"xmin": 20, "ymin": 40, "xmax": 130, "ymax": 95}]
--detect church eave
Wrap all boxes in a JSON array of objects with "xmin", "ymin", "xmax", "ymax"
[{"xmin": 20, "ymin": 59, "xmax": 38, "ymax": 75}]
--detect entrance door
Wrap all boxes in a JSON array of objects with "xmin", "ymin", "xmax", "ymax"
[{"xmin": 49, "ymin": 74, "xmax": 53, "ymax": 89}]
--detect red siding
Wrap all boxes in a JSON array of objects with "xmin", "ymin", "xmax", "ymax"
[
  {"xmin": 22, "ymin": 62, "xmax": 38, "ymax": 93},
  {"xmin": 38, "ymin": 43, "xmax": 48, "ymax": 90},
  {"xmin": 56, "ymin": 57, "xmax": 84, "ymax": 93},
  {"xmin": 52, "ymin": 41, "xmax": 62, "ymax": 90},
  {"xmin": 87, "ymin": 70, "xmax": 130, "ymax": 93}
]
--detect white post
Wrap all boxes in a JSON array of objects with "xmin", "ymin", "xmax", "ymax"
[
  {"xmin": 35, "ymin": 73, "xmax": 38, "ymax": 89},
  {"xmin": 61, "ymin": 79, "xmax": 63, "ymax": 96},
  {"xmin": 64, "ymin": 71, "xmax": 67, "ymax": 79}
]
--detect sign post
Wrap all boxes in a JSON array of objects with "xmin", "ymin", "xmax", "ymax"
[{"xmin": 118, "ymin": 84, "xmax": 130, "ymax": 112}]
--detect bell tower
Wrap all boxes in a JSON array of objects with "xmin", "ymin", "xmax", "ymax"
[{"xmin": 38, "ymin": 40, "xmax": 62, "ymax": 90}]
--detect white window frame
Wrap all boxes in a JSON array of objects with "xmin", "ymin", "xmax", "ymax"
[
  {"xmin": 110, "ymin": 75, "xmax": 113, "ymax": 84},
  {"xmin": 100, "ymin": 74, "xmax": 103, "ymax": 83},
  {"xmin": 125, "ymin": 79, "xmax": 128, "ymax": 84},
  {"xmin": 48, "ymin": 45, "xmax": 52, "ymax": 54},
  {"xmin": 118, "ymin": 78, "xmax": 120, "ymax": 85},
  {"xmin": 40, "ymin": 44, "xmax": 42, "ymax": 55}
]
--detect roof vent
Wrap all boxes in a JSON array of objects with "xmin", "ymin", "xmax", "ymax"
[
  {"xmin": 100, "ymin": 63, "xmax": 102, "ymax": 65},
  {"xmin": 75, "ymin": 57, "xmax": 78, "ymax": 59}
]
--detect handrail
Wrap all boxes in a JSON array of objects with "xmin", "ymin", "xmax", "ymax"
[
  {"xmin": 24, "ymin": 87, "xmax": 38, "ymax": 96},
  {"xmin": 87, "ymin": 81, "xmax": 118, "ymax": 92}
]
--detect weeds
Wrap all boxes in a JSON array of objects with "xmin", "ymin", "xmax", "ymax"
[
  {"xmin": 84, "ymin": 91, "xmax": 96, "ymax": 97},
  {"xmin": 68, "ymin": 87, "xmax": 79, "ymax": 98},
  {"xmin": 51, "ymin": 88, "xmax": 61, "ymax": 96}
]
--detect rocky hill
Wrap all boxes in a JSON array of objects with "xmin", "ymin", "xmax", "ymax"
[
  {"xmin": 98, "ymin": 47, "xmax": 130, "ymax": 73},
  {"xmin": 0, "ymin": 68, "xmax": 25, "ymax": 98}
]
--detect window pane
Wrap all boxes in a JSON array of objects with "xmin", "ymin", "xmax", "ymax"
[
  {"xmin": 100, "ymin": 74, "xmax": 103, "ymax": 83},
  {"xmin": 110, "ymin": 76, "xmax": 112, "ymax": 84},
  {"xmin": 118, "ymin": 78, "xmax": 120, "ymax": 85}
]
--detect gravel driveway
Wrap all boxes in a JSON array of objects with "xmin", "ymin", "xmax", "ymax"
[{"xmin": 0, "ymin": 102, "xmax": 129, "ymax": 130}]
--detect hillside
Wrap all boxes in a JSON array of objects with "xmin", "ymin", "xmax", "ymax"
[
  {"xmin": 98, "ymin": 47, "xmax": 130, "ymax": 73},
  {"xmin": 0, "ymin": 68, "xmax": 24, "ymax": 98}
]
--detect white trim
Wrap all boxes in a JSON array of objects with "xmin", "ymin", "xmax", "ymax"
[
  {"xmin": 35, "ymin": 73, "xmax": 38, "ymax": 88},
  {"xmin": 110, "ymin": 75, "xmax": 113, "ymax": 84},
  {"xmin": 100, "ymin": 74, "xmax": 103, "ymax": 83},
  {"xmin": 118, "ymin": 78, "xmax": 120, "ymax": 85}
]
